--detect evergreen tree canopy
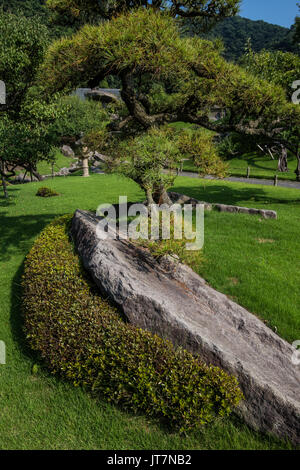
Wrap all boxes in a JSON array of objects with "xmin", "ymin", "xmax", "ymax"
[
  {"xmin": 0, "ymin": 11, "xmax": 49, "ymax": 117},
  {"xmin": 295, "ymin": 4, "xmax": 300, "ymax": 44},
  {"xmin": 46, "ymin": 0, "xmax": 240, "ymax": 30},
  {"xmin": 198, "ymin": 16, "xmax": 299, "ymax": 61}
]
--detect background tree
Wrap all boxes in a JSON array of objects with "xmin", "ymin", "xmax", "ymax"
[
  {"xmin": 0, "ymin": 0, "xmax": 77, "ymax": 38},
  {"xmin": 186, "ymin": 15, "xmax": 299, "ymax": 62},
  {"xmin": 0, "ymin": 114, "xmax": 57, "ymax": 197}
]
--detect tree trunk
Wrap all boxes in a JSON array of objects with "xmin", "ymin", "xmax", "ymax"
[
  {"xmin": 82, "ymin": 157, "xmax": 89, "ymax": 177},
  {"xmin": 278, "ymin": 147, "xmax": 288, "ymax": 172},
  {"xmin": 0, "ymin": 160, "xmax": 8, "ymax": 199}
]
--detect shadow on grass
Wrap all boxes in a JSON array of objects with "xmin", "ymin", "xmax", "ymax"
[
  {"xmin": 173, "ymin": 182, "xmax": 300, "ymax": 206},
  {"xmin": 0, "ymin": 212, "xmax": 61, "ymax": 262}
]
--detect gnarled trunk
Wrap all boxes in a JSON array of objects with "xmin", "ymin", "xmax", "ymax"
[{"xmin": 278, "ymin": 146, "xmax": 288, "ymax": 172}]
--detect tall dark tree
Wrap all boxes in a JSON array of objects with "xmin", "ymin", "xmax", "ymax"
[{"xmin": 47, "ymin": 0, "xmax": 240, "ymax": 28}]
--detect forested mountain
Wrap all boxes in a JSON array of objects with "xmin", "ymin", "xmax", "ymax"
[
  {"xmin": 0, "ymin": 1, "xmax": 299, "ymax": 60},
  {"xmin": 202, "ymin": 16, "xmax": 299, "ymax": 61}
]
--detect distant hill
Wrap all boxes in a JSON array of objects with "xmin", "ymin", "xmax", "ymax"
[
  {"xmin": 0, "ymin": 2, "xmax": 298, "ymax": 60},
  {"xmin": 201, "ymin": 16, "xmax": 299, "ymax": 61}
]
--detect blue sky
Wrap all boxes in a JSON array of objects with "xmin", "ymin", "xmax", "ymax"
[{"xmin": 240, "ymin": 0, "xmax": 299, "ymax": 28}]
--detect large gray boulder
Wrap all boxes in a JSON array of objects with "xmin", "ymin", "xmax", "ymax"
[
  {"xmin": 168, "ymin": 191, "xmax": 277, "ymax": 219},
  {"xmin": 70, "ymin": 209, "xmax": 300, "ymax": 445}
]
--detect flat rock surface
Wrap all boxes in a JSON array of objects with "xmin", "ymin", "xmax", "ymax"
[{"xmin": 71, "ymin": 209, "xmax": 300, "ymax": 445}]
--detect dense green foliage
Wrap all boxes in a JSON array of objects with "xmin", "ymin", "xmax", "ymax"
[
  {"xmin": 238, "ymin": 47, "xmax": 300, "ymax": 178},
  {"xmin": 108, "ymin": 127, "xmax": 182, "ymax": 204},
  {"xmin": 0, "ymin": 10, "xmax": 63, "ymax": 196},
  {"xmin": 1, "ymin": 1, "xmax": 298, "ymax": 60},
  {"xmin": 294, "ymin": 4, "xmax": 300, "ymax": 44},
  {"xmin": 108, "ymin": 126, "xmax": 227, "ymax": 203},
  {"xmin": 0, "ymin": 0, "xmax": 75, "ymax": 38},
  {"xmin": 50, "ymin": 95, "xmax": 109, "ymax": 143},
  {"xmin": 0, "ymin": 0, "xmax": 47, "ymax": 20},
  {"xmin": 0, "ymin": 116, "xmax": 56, "ymax": 175},
  {"xmin": 39, "ymin": 7, "xmax": 300, "ymax": 198},
  {"xmin": 178, "ymin": 128, "xmax": 227, "ymax": 177},
  {"xmin": 1, "ymin": 172, "xmax": 297, "ymax": 449},
  {"xmin": 22, "ymin": 215, "xmax": 243, "ymax": 432}
]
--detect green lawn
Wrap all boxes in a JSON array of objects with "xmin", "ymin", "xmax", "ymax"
[
  {"xmin": 0, "ymin": 173, "xmax": 299, "ymax": 450},
  {"xmin": 183, "ymin": 153, "xmax": 299, "ymax": 181}
]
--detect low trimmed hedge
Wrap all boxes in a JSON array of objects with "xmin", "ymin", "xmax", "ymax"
[
  {"xmin": 22, "ymin": 215, "xmax": 243, "ymax": 432},
  {"xmin": 36, "ymin": 187, "xmax": 59, "ymax": 197}
]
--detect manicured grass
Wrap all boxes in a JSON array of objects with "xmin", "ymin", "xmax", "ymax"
[
  {"xmin": 183, "ymin": 153, "xmax": 299, "ymax": 181},
  {"xmin": 0, "ymin": 174, "xmax": 298, "ymax": 449}
]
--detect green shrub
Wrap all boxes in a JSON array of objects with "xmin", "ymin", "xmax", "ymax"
[
  {"xmin": 36, "ymin": 187, "xmax": 60, "ymax": 197},
  {"xmin": 22, "ymin": 216, "xmax": 243, "ymax": 432}
]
